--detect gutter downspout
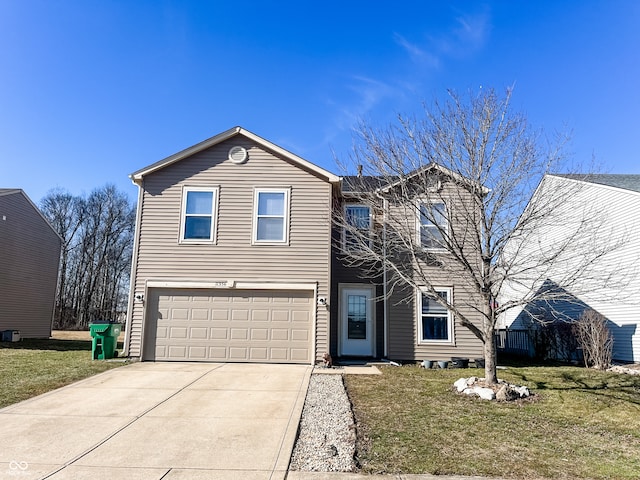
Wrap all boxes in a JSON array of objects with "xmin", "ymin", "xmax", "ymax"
[
  {"xmin": 123, "ymin": 179, "xmax": 144, "ymax": 357},
  {"xmin": 381, "ymin": 196, "xmax": 389, "ymax": 358}
]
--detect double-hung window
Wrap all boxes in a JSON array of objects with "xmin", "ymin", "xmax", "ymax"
[
  {"xmin": 419, "ymin": 202, "xmax": 447, "ymax": 249},
  {"xmin": 344, "ymin": 204, "xmax": 371, "ymax": 250},
  {"xmin": 179, "ymin": 187, "xmax": 218, "ymax": 243},
  {"xmin": 253, "ymin": 188, "xmax": 290, "ymax": 244},
  {"xmin": 419, "ymin": 287, "xmax": 453, "ymax": 343}
]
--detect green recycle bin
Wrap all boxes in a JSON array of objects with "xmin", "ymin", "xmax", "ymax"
[{"xmin": 89, "ymin": 321, "xmax": 122, "ymax": 360}]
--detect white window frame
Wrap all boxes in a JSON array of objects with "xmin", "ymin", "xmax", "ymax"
[
  {"xmin": 343, "ymin": 203, "xmax": 372, "ymax": 250},
  {"xmin": 417, "ymin": 286, "xmax": 454, "ymax": 344},
  {"xmin": 179, "ymin": 186, "xmax": 219, "ymax": 244},
  {"xmin": 417, "ymin": 201, "xmax": 448, "ymax": 250},
  {"xmin": 252, "ymin": 187, "xmax": 291, "ymax": 245}
]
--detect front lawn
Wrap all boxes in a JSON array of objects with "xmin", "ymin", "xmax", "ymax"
[
  {"xmin": 0, "ymin": 337, "xmax": 127, "ymax": 409},
  {"xmin": 345, "ymin": 365, "xmax": 640, "ymax": 479}
]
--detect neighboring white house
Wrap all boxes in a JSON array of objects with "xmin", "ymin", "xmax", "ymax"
[{"xmin": 498, "ymin": 174, "xmax": 640, "ymax": 362}]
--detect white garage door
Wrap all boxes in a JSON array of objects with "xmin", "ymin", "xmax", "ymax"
[{"xmin": 144, "ymin": 288, "xmax": 313, "ymax": 363}]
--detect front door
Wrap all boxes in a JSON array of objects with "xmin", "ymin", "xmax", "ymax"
[{"xmin": 340, "ymin": 287, "xmax": 374, "ymax": 356}]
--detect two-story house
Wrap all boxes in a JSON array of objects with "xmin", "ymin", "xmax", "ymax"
[{"xmin": 123, "ymin": 127, "xmax": 484, "ymax": 364}]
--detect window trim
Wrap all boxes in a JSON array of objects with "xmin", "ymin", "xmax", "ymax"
[
  {"xmin": 343, "ymin": 203, "xmax": 372, "ymax": 251},
  {"xmin": 417, "ymin": 286, "xmax": 454, "ymax": 345},
  {"xmin": 179, "ymin": 186, "xmax": 219, "ymax": 244},
  {"xmin": 252, "ymin": 187, "xmax": 291, "ymax": 245},
  {"xmin": 417, "ymin": 200, "xmax": 448, "ymax": 251}
]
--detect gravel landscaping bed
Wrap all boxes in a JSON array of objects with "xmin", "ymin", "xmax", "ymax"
[{"xmin": 289, "ymin": 372, "xmax": 357, "ymax": 472}]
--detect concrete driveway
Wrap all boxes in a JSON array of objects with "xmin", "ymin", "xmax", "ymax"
[{"xmin": 0, "ymin": 362, "xmax": 312, "ymax": 480}]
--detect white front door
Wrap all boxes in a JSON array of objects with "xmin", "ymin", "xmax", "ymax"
[{"xmin": 340, "ymin": 287, "xmax": 374, "ymax": 356}]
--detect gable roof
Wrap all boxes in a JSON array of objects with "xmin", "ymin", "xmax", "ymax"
[
  {"xmin": 130, "ymin": 126, "xmax": 341, "ymax": 185},
  {"xmin": 553, "ymin": 174, "xmax": 640, "ymax": 194},
  {"xmin": 342, "ymin": 163, "xmax": 489, "ymax": 195}
]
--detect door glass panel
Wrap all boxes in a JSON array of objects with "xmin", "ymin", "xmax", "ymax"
[{"xmin": 347, "ymin": 294, "xmax": 367, "ymax": 340}]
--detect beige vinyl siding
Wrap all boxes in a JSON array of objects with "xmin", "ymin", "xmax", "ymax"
[
  {"xmin": 385, "ymin": 179, "xmax": 484, "ymax": 361},
  {"xmin": 386, "ymin": 270, "xmax": 484, "ymax": 361},
  {"xmin": 0, "ymin": 191, "xmax": 61, "ymax": 338},
  {"xmin": 127, "ymin": 137, "xmax": 332, "ymax": 360}
]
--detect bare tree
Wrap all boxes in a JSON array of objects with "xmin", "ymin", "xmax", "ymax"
[
  {"xmin": 40, "ymin": 189, "xmax": 85, "ymax": 328},
  {"xmin": 335, "ymin": 87, "xmax": 623, "ymax": 384},
  {"xmin": 40, "ymin": 185, "xmax": 135, "ymax": 329}
]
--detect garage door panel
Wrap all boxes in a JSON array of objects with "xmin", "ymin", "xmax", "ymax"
[
  {"xmin": 272, "ymin": 329, "xmax": 289, "ymax": 341},
  {"xmin": 291, "ymin": 329, "xmax": 309, "ymax": 341},
  {"xmin": 189, "ymin": 346, "xmax": 207, "ymax": 359},
  {"xmin": 209, "ymin": 346, "xmax": 227, "ymax": 359},
  {"xmin": 170, "ymin": 327, "xmax": 187, "ymax": 338},
  {"xmin": 291, "ymin": 349, "xmax": 309, "ymax": 361},
  {"xmin": 145, "ymin": 288, "xmax": 313, "ymax": 363},
  {"xmin": 192, "ymin": 309, "xmax": 210, "ymax": 320},
  {"xmin": 229, "ymin": 347, "xmax": 248, "ymax": 360},
  {"xmin": 232, "ymin": 309, "xmax": 249, "ymax": 321},
  {"xmin": 272, "ymin": 310, "xmax": 290, "ymax": 322},
  {"xmin": 230, "ymin": 328, "xmax": 248, "ymax": 340},
  {"xmin": 251, "ymin": 310, "xmax": 270, "ymax": 321},
  {"xmin": 250, "ymin": 348, "xmax": 268, "ymax": 360},
  {"xmin": 172, "ymin": 308, "xmax": 189, "ymax": 320},
  {"xmin": 190, "ymin": 327, "xmax": 208, "ymax": 339},
  {"xmin": 210, "ymin": 327, "xmax": 228, "ymax": 339},
  {"xmin": 270, "ymin": 348, "xmax": 288, "ymax": 360},
  {"xmin": 292, "ymin": 311, "xmax": 310, "ymax": 322},
  {"xmin": 168, "ymin": 345, "xmax": 187, "ymax": 358},
  {"xmin": 211, "ymin": 309, "xmax": 229, "ymax": 320},
  {"xmin": 251, "ymin": 329, "xmax": 269, "ymax": 340}
]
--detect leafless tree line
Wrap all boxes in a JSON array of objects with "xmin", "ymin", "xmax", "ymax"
[{"xmin": 40, "ymin": 184, "xmax": 135, "ymax": 329}]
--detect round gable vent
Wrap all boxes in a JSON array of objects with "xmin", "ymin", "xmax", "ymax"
[{"xmin": 228, "ymin": 146, "xmax": 248, "ymax": 164}]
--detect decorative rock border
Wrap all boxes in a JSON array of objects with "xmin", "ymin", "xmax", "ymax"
[{"xmin": 454, "ymin": 376, "xmax": 532, "ymax": 401}]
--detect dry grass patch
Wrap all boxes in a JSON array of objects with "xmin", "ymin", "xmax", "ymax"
[
  {"xmin": 345, "ymin": 365, "xmax": 640, "ymax": 479},
  {"xmin": 0, "ymin": 337, "xmax": 127, "ymax": 408}
]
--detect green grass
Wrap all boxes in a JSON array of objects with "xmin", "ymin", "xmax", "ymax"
[
  {"xmin": 0, "ymin": 338, "xmax": 127, "ymax": 409},
  {"xmin": 345, "ymin": 365, "xmax": 640, "ymax": 479}
]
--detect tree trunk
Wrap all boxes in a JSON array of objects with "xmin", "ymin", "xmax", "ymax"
[{"xmin": 484, "ymin": 333, "xmax": 498, "ymax": 384}]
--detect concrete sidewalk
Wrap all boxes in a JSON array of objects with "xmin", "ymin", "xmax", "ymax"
[{"xmin": 0, "ymin": 362, "xmax": 312, "ymax": 480}]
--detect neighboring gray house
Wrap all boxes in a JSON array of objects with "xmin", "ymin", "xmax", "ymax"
[
  {"xmin": 124, "ymin": 127, "xmax": 484, "ymax": 364},
  {"xmin": 0, "ymin": 189, "xmax": 62, "ymax": 338},
  {"xmin": 498, "ymin": 174, "xmax": 640, "ymax": 362}
]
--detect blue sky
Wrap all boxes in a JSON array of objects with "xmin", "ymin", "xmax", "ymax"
[{"xmin": 1, "ymin": 1, "xmax": 639, "ymax": 203}]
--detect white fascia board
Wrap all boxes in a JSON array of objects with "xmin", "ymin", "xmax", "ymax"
[
  {"xmin": 547, "ymin": 174, "xmax": 640, "ymax": 198},
  {"xmin": 129, "ymin": 126, "xmax": 340, "ymax": 185}
]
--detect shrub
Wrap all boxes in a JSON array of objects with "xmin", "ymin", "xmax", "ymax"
[{"xmin": 573, "ymin": 310, "xmax": 613, "ymax": 370}]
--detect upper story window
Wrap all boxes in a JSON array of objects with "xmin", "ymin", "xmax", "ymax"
[
  {"xmin": 419, "ymin": 202, "xmax": 447, "ymax": 249},
  {"xmin": 180, "ymin": 187, "xmax": 219, "ymax": 243},
  {"xmin": 253, "ymin": 188, "xmax": 290, "ymax": 244},
  {"xmin": 344, "ymin": 204, "xmax": 371, "ymax": 250},
  {"xmin": 419, "ymin": 287, "xmax": 453, "ymax": 343}
]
